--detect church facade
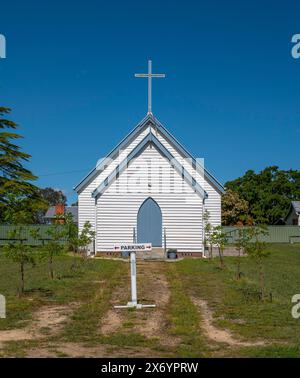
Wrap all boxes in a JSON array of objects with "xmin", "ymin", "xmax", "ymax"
[{"xmin": 74, "ymin": 113, "xmax": 224, "ymax": 256}]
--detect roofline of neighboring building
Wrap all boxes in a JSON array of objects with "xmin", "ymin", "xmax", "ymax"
[
  {"xmin": 74, "ymin": 113, "xmax": 225, "ymax": 195},
  {"xmin": 283, "ymin": 201, "xmax": 300, "ymax": 221}
]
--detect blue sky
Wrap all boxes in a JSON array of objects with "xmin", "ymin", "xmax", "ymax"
[{"xmin": 1, "ymin": 0, "xmax": 300, "ymax": 204}]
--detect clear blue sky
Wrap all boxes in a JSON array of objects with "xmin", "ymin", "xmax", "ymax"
[{"xmin": 1, "ymin": 1, "xmax": 299, "ymax": 204}]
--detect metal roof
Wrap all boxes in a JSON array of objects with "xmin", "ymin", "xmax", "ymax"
[{"xmin": 44, "ymin": 206, "xmax": 78, "ymax": 223}]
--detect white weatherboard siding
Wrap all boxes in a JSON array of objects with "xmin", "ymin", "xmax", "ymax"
[
  {"xmin": 78, "ymin": 126, "xmax": 151, "ymax": 232},
  {"xmin": 96, "ymin": 146, "xmax": 203, "ymax": 252},
  {"xmin": 151, "ymin": 126, "xmax": 221, "ymax": 227},
  {"xmin": 203, "ymin": 181, "xmax": 221, "ymax": 226},
  {"xmin": 75, "ymin": 115, "xmax": 223, "ymax": 254}
]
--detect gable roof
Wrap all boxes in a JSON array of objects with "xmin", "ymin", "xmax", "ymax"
[
  {"xmin": 74, "ymin": 114, "xmax": 224, "ymax": 194},
  {"xmin": 44, "ymin": 206, "xmax": 78, "ymax": 223},
  {"xmin": 283, "ymin": 201, "xmax": 300, "ymax": 222},
  {"xmin": 292, "ymin": 201, "xmax": 300, "ymax": 215},
  {"xmin": 92, "ymin": 131, "xmax": 207, "ymax": 199}
]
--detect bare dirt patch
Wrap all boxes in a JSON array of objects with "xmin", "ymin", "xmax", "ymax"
[
  {"xmin": 133, "ymin": 263, "xmax": 172, "ymax": 340},
  {"xmin": 99, "ymin": 266, "xmax": 131, "ymax": 335},
  {"xmin": 0, "ymin": 303, "xmax": 78, "ymax": 348},
  {"xmin": 26, "ymin": 343, "xmax": 163, "ymax": 358},
  {"xmin": 99, "ymin": 261, "xmax": 179, "ymax": 347},
  {"xmin": 100, "ymin": 309, "xmax": 123, "ymax": 335},
  {"xmin": 191, "ymin": 297, "xmax": 266, "ymax": 347}
]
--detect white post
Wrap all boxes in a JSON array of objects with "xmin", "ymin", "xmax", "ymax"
[
  {"xmin": 114, "ymin": 248, "xmax": 155, "ymax": 309},
  {"xmin": 130, "ymin": 252, "xmax": 137, "ymax": 306},
  {"xmin": 0, "ymin": 294, "xmax": 6, "ymax": 318},
  {"xmin": 148, "ymin": 60, "xmax": 152, "ymax": 114}
]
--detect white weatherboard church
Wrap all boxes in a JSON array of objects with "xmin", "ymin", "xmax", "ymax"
[{"xmin": 74, "ymin": 61, "xmax": 224, "ymax": 257}]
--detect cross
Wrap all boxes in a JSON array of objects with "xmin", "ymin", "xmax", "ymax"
[{"xmin": 135, "ymin": 60, "xmax": 165, "ymax": 115}]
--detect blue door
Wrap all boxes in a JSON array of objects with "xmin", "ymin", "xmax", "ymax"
[{"xmin": 137, "ymin": 198, "xmax": 162, "ymax": 247}]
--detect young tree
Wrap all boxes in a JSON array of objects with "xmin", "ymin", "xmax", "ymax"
[
  {"xmin": 64, "ymin": 212, "xmax": 80, "ymax": 269},
  {"xmin": 211, "ymin": 225, "xmax": 228, "ymax": 269},
  {"xmin": 3, "ymin": 227, "xmax": 37, "ymax": 296},
  {"xmin": 244, "ymin": 225, "xmax": 270, "ymax": 300},
  {"xmin": 2, "ymin": 196, "xmax": 40, "ymax": 296},
  {"xmin": 203, "ymin": 210, "xmax": 213, "ymax": 259},
  {"xmin": 234, "ymin": 226, "xmax": 251, "ymax": 280},
  {"xmin": 40, "ymin": 220, "xmax": 67, "ymax": 279},
  {"xmin": 77, "ymin": 221, "xmax": 95, "ymax": 257}
]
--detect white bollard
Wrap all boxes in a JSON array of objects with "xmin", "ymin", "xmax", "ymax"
[
  {"xmin": 114, "ymin": 251, "xmax": 155, "ymax": 309},
  {"xmin": 0, "ymin": 294, "xmax": 6, "ymax": 318},
  {"xmin": 130, "ymin": 251, "xmax": 137, "ymax": 306}
]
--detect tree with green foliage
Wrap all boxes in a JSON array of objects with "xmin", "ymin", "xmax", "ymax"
[
  {"xmin": 3, "ymin": 227, "xmax": 38, "ymax": 296},
  {"xmin": 64, "ymin": 212, "xmax": 80, "ymax": 269},
  {"xmin": 225, "ymin": 166, "xmax": 300, "ymax": 225},
  {"xmin": 211, "ymin": 225, "xmax": 228, "ymax": 269},
  {"xmin": 38, "ymin": 187, "xmax": 67, "ymax": 206},
  {"xmin": 234, "ymin": 226, "xmax": 251, "ymax": 280},
  {"xmin": 243, "ymin": 225, "xmax": 270, "ymax": 300},
  {"xmin": 0, "ymin": 107, "xmax": 47, "ymax": 223},
  {"xmin": 77, "ymin": 221, "xmax": 95, "ymax": 257},
  {"xmin": 39, "ymin": 219, "xmax": 67, "ymax": 279},
  {"xmin": 222, "ymin": 189, "xmax": 250, "ymax": 226},
  {"xmin": 203, "ymin": 210, "xmax": 213, "ymax": 259}
]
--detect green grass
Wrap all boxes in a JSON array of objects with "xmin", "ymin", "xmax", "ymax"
[
  {"xmin": 0, "ymin": 251, "xmax": 125, "ymax": 331},
  {"xmin": 1, "ymin": 244, "xmax": 300, "ymax": 357},
  {"xmin": 174, "ymin": 244, "xmax": 300, "ymax": 356},
  {"xmin": 166, "ymin": 264, "xmax": 209, "ymax": 357}
]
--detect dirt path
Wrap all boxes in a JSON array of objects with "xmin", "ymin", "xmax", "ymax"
[
  {"xmin": 0, "ymin": 303, "xmax": 78, "ymax": 348},
  {"xmin": 99, "ymin": 260, "xmax": 178, "ymax": 347},
  {"xmin": 26, "ymin": 342, "xmax": 164, "ymax": 358},
  {"xmin": 191, "ymin": 297, "xmax": 266, "ymax": 347}
]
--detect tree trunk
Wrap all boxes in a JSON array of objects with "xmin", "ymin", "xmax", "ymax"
[
  {"xmin": 71, "ymin": 247, "xmax": 78, "ymax": 270},
  {"xmin": 49, "ymin": 255, "xmax": 54, "ymax": 279},
  {"xmin": 218, "ymin": 246, "xmax": 225, "ymax": 269},
  {"xmin": 209, "ymin": 244, "xmax": 213, "ymax": 259},
  {"xmin": 236, "ymin": 248, "xmax": 241, "ymax": 280},
  {"xmin": 19, "ymin": 261, "xmax": 24, "ymax": 297},
  {"xmin": 259, "ymin": 260, "xmax": 265, "ymax": 300}
]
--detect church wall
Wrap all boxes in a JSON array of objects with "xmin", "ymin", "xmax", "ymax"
[
  {"xmin": 152, "ymin": 126, "xmax": 222, "ymax": 227},
  {"xmin": 95, "ymin": 146, "xmax": 204, "ymax": 252},
  {"xmin": 77, "ymin": 126, "xmax": 151, "ymax": 232}
]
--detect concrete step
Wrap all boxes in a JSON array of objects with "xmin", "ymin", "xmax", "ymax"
[{"xmin": 136, "ymin": 247, "xmax": 165, "ymax": 260}]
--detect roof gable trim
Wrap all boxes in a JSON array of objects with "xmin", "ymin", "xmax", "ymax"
[{"xmin": 92, "ymin": 131, "xmax": 207, "ymax": 199}]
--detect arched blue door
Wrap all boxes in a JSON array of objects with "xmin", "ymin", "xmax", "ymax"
[{"xmin": 137, "ymin": 198, "xmax": 162, "ymax": 247}]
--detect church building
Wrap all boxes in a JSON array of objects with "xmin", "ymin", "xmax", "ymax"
[{"xmin": 74, "ymin": 61, "xmax": 224, "ymax": 257}]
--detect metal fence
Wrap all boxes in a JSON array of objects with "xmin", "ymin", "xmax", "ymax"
[
  {"xmin": 223, "ymin": 226, "xmax": 300, "ymax": 244},
  {"xmin": 0, "ymin": 225, "xmax": 300, "ymax": 246},
  {"xmin": 0, "ymin": 225, "xmax": 67, "ymax": 246}
]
